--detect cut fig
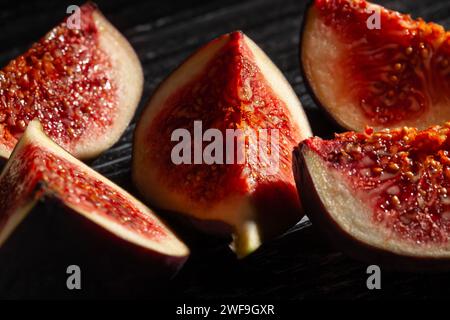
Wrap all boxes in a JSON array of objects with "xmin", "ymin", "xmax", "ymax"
[
  {"xmin": 0, "ymin": 120, "xmax": 189, "ymax": 272},
  {"xmin": 301, "ymin": 0, "xmax": 450, "ymax": 131},
  {"xmin": 294, "ymin": 123, "xmax": 450, "ymax": 270},
  {"xmin": 0, "ymin": 3, "xmax": 143, "ymax": 159},
  {"xmin": 133, "ymin": 31, "xmax": 312, "ymax": 257}
]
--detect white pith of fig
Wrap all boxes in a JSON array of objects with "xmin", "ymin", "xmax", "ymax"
[{"xmin": 133, "ymin": 31, "xmax": 312, "ymax": 257}]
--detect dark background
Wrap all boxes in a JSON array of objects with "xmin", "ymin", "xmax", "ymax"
[{"xmin": 1, "ymin": 0, "xmax": 450, "ymax": 300}]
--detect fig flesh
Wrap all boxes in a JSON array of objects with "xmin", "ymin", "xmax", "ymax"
[
  {"xmin": 301, "ymin": 0, "xmax": 450, "ymax": 131},
  {"xmin": 294, "ymin": 123, "xmax": 450, "ymax": 270},
  {"xmin": 0, "ymin": 120, "xmax": 189, "ymax": 270},
  {"xmin": 133, "ymin": 31, "xmax": 312, "ymax": 257},
  {"xmin": 0, "ymin": 3, "xmax": 143, "ymax": 159}
]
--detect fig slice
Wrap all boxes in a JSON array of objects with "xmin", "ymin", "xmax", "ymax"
[
  {"xmin": 294, "ymin": 123, "xmax": 450, "ymax": 270},
  {"xmin": 133, "ymin": 31, "xmax": 312, "ymax": 257},
  {"xmin": 0, "ymin": 3, "xmax": 143, "ymax": 159},
  {"xmin": 301, "ymin": 0, "xmax": 450, "ymax": 131},
  {"xmin": 0, "ymin": 120, "xmax": 189, "ymax": 269}
]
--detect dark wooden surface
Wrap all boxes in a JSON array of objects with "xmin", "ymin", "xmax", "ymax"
[{"xmin": 1, "ymin": 0, "xmax": 450, "ymax": 300}]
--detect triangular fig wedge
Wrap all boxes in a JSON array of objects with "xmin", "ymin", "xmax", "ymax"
[
  {"xmin": 294, "ymin": 124, "xmax": 450, "ymax": 271},
  {"xmin": 0, "ymin": 120, "xmax": 189, "ymax": 271},
  {"xmin": 133, "ymin": 31, "xmax": 312, "ymax": 257},
  {"xmin": 0, "ymin": 3, "xmax": 143, "ymax": 159},
  {"xmin": 301, "ymin": 0, "xmax": 450, "ymax": 131}
]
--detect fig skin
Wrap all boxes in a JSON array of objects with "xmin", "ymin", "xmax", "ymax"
[
  {"xmin": 0, "ymin": 121, "xmax": 189, "ymax": 296},
  {"xmin": 299, "ymin": 0, "xmax": 371, "ymax": 132},
  {"xmin": 293, "ymin": 145, "xmax": 450, "ymax": 272},
  {"xmin": 0, "ymin": 201, "xmax": 186, "ymax": 299},
  {"xmin": 299, "ymin": 0, "xmax": 346, "ymax": 132},
  {"xmin": 132, "ymin": 31, "xmax": 312, "ymax": 258},
  {"xmin": 299, "ymin": 0, "xmax": 354, "ymax": 131}
]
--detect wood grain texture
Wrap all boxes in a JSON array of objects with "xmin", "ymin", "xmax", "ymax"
[{"xmin": 1, "ymin": 0, "xmax": 450, "ymax": 299}]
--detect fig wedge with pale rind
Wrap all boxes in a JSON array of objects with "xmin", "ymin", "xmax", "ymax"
[
  {"xmin": 294, "ymin": 123, "xmax": 450, "ymax": 270},
  {"xmin": 133, "ymin": 31, "xmax": 312, "ymax": 257},
  {"xmin": 0, "ymin": 3, "xmax": 143, "ymax": 159},
  {"xmin": 301, "ymin": 0, "xmax": 450, "ymax": 131},
  {"xmin": 0, "ymin": 120, "xmax": 189, "ymax": 269}
]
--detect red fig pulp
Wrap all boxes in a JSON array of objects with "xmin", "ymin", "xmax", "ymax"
[
  {"xmin": 0, "ymin": 3, "xmax": 143, "ymax": 159},
  {"xmin": 0, "ymin": 120, "xmax": 189, "ymax": 266},
  {"xmin": 294, "ymin": 123, "xmax": 450, "ymax": 270},
  {"xmin": 301, "ymin": 0, "xmax": 450, "ymax": 131},
  {"xmin": 133, "ymin": 31, "xmax": 312, "ymax": 257}
]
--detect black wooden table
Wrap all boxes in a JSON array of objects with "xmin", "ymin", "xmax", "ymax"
[{"xmin": 1, "ymin": 0, "xmax": 450, "ymax": 300}]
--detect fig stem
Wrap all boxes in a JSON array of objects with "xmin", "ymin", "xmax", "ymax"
[{"xmin": 231, "ymin": 221, "xmax": 261, "ymax": 258}]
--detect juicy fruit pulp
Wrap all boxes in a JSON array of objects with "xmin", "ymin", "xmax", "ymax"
[
  {"xmin": 147, "ymin": 32, "xmax": 300, "ymax": 204},
  {"xmin": 306, "ymin": 124, "xmax": 450, "ymax": 245},
  {"xmin": 134, "ymin": 32, "xmax": 312, "ymax": 257},
  {"xmin": 0, "ymin": 3, "xmax": 143, "ymax": 159},
  {"xmin": 0, "ymin": 121, "xmax": 188, "ymax": 261},
  {"xmin": 0, "ymin": 145, "xmax": 164, "ymax": 240},
  {"xmin": 301, "ymin": 0, "xmax": 450, "ymax": 130},
  {"xmin": 1, "ymin": 4, "xmax": 114, "ymax": 145}
]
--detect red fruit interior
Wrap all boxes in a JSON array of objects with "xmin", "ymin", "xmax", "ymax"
[
  {"xmin": 307, "ymin": 124, "xmax": 450, "ymax": 244},
  {"xmin": 315, "ymin": 0, "xmax": 450, "ymax": 126},
  {"xmin": 0, "ymin": 4, "xmax": 116, "ymax": 150},
  {"xmin": 148, "ymin": 32, "xmax": 300, "ymax": 205},
  {"xmin": 0, "ymin": 143, "xmax": 165, "ymax": 241}
]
